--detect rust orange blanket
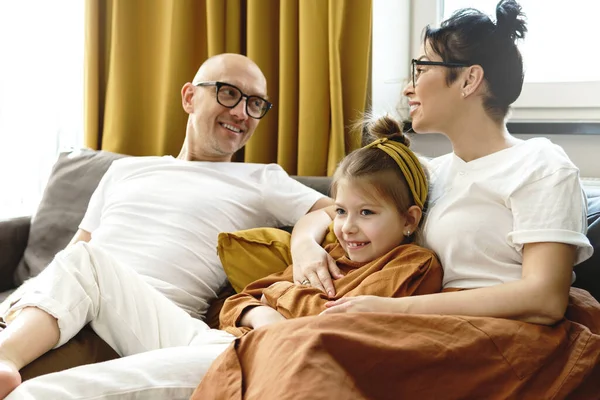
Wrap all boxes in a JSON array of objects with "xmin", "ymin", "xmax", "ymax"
[
  {"xmin": 192, "ymin": 288, "xmax": 600, "ymax": 400},
  {"xmin": 220, "ymin": 243, "xmax": 442, "ymax": 337}
]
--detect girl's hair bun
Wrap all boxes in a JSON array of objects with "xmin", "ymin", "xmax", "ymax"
[{"xmin": 365, "ymin": 115, "xmax": 410, "ymax": 147}]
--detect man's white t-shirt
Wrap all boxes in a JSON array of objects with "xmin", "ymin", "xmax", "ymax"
[
  {"xmin": 423, "ymin": 137, "xmax": 593, "ymax": 289},
  {"xmin": 80, "ymin": 156, "xmax": 325, "ymax": 319}
]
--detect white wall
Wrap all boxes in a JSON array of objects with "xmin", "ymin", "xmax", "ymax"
[{"xmin": 372, "ymin": 0, "xmax": 600, "ymax": 178}]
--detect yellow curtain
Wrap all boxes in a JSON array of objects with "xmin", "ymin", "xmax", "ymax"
[{"xmin": 85, "ymin": 0, "xmax": 371, "ymax": 176}]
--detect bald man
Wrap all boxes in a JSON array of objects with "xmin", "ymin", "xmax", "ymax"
[{"xmin": 0, "ymin": 54, "xmax": 333, "ymax": 399}]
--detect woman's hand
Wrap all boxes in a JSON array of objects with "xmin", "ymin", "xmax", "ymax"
[
  {"xmin": 292, "ymin": 240, "xmax": 343, "ymax": 298},
  {"xmin": 320, "ymin": 296, "xmax": 401, "ymax": 315}
]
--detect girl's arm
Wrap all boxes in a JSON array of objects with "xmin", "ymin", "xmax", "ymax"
[
  {"xmin": 290, "ymin": 206, "xmax": 342, "ymax": 297},
  {"xmin": 323, "ymin": 242, "xmax": 575, "ymax": 325},
  {"xmin": 220, "ymin": 270, "xmax": 292, "ymax": 330},
  {"xmin": 238, "ymin": 305, "xmax": 286, "ymax": 330}
]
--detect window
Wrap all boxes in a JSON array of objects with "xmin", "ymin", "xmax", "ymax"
[
  {"xmin": 406, "ymin": 0, "xmax": 600, "ymax": 121},
  {"xmin": 444, "ymin": 0, "xmax": 600, "ymax": 84},
  {"xmin": 0, "ymin": 1, "xmax": 84, "ymax": 219}
]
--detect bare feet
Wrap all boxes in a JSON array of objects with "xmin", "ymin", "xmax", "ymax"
[{"xmin": 0, "ymin": 361, "xmax": 21, "ymax": 399}]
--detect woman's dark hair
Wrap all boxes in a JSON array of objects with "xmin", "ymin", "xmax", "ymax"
[{"xmin": 424, "ymin": 0, "xmax": 527, "ymax": 122}]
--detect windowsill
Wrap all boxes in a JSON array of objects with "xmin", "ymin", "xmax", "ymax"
[{"xmin": 506, "ymin": 122, "xmax": 600, "ymax": 135}]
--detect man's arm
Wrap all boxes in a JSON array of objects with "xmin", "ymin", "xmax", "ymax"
[
  {"xmin": 307, "ymin": 197, "xmax": 335, "ymax": 213},
  {"xmin": 290, "ymin": 204, "xmax": 341, "ymax": 297},
  {"xmin": 262, "ymin": 167, "xmax": 338, "ymax": 293}
]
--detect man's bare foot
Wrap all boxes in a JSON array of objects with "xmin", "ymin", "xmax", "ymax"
[{"xmin": 0, "ymin": 361, "xmax": 21, "ymax": 399}]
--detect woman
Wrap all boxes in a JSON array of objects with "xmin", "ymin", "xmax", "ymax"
[
  {"xmin": 191, "ymin": 1, "xmax": 600, "ymax": 399},
  {"xmin": 300, "ymin": 0, "xmax": 590, "ymax": 326}
]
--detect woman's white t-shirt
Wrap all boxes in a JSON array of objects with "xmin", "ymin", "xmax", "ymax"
[{"xmin": 424, "ymin": 137, "xmax": 593, "ymax": 289}]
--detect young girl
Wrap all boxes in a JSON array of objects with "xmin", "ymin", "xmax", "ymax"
[{"xmin": 219, "ymin": 115, "xmax": 442, "ymax": 335}]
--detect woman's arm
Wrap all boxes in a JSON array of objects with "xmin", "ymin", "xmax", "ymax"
[
  {"xmin": 323, "ymin": 242, "xmax": 575, "ymax": 325},
  {"xmin": 290, "ymin": 206, "xmax": 342, "ymax": 296}
]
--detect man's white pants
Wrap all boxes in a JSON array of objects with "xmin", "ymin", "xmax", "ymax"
[{"xmin": 5, "ymin": 242, "xmax": 235, "ymax": 399}]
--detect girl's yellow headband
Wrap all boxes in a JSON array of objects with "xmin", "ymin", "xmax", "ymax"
[{"xmin": 364, "ymin": 138, "xmax": 428, "ymax": 209}]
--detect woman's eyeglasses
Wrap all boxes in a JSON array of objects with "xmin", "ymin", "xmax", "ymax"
[{"xmin": 411, "ymin": 59, "xmax": 469, "ymax": 87}]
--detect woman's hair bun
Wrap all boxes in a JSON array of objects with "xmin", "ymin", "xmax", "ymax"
[
  {"xmin": 495, "ymin": 0, "xmax": 527, "ymax": 41},
  {"xmin": 365, "ymin": 115, "xmax": 410, "ymax": 147}
]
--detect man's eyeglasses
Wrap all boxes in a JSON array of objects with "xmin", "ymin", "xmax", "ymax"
[
  {"xmin": 195, "ymin": 81, "xmax": 272, "ymax": 119},
  {"xmin": 411, "ymin": 59, "xmax": 469, "ymax": 87}
]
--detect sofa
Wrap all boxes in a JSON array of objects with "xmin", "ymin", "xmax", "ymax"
[{"xmin": 1, "ymin": 148, "xmax": 599, "ymax": 380}]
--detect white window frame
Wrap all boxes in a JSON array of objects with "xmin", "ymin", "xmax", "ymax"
[
  {"xmin": 407, "ymin": 0, "xmax": 600, "ymax": 122},
  {"xmin": 372, "ymin": 0, "xmax": 412, "ymax": 118}
]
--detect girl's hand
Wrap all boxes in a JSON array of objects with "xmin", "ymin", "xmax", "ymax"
[
  {"xmin": 319, "ymin": 296, "xmax": 401, "ymax": 315},
  {"xmin": 260, "ymin": 293, "xmax": 269, "ymax": 305},
  {"xmin": 240, "ymin": 306, "xmax": 286, "ymax": 330},
  {"xmin": 292, "ymin": 240, "xmax": 343, "ymax": 298}
]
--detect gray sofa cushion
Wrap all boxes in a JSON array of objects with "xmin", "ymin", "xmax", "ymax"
[
  {"xmin": 0, "ymin": 290, "xmax": 12, "ymax": 303},
  {"xmin": 0, "ymin": 216, "xmax": 29, "ymax": 292},
  {"xmin": 291, "ymin": 176, "xmax": 331, "ymax": 196},
  {"xmin": 14, "ymin": 149, "xmax": 128, "ymax": 285}
]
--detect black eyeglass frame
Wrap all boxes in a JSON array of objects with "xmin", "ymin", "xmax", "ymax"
[
  {"xmin": 411, "ymin": 59, "xmax": 470, "ymax": 87},
  {"xmin": 195, "ymin": 81, "xmax": 273, "ymax": 119}
]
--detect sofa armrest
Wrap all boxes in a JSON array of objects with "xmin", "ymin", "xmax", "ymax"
[{"xmin": 0, "ymin": 216, "xmax": 30, "ymax": 291}]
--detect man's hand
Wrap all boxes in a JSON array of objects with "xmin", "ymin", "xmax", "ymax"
[
  {"xmin": 290, "ymin": 206, "xmax": 342, "ymax": 297},
  {"xmin": 239, "ymin": 306, "xmax": 287, "ymax": 330},
  {"xmin": 319, "ymin": 296, "xmax": 399, "ymax": 315},
  {"xmin": 292, "ymin": 240, "xmax": 343, "ymax": 298}
]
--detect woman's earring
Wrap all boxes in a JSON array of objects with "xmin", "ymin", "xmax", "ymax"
[
  {"xmin": 461, "ymin": 92, "xmax": 466, "ymax": 97},
  {"xmin": 405, "ymin": 230, "xmax": 411, "ymax": 237}
]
